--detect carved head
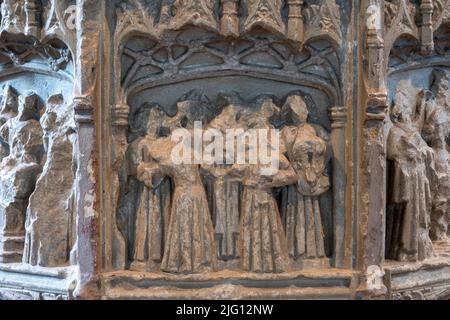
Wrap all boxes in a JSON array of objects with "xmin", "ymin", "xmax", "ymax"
[
  {"xmin": 243, "ymin": 98, "xmax": 278, "ymax": 129},
  {"xmin": 260, "ymin": 98, "xmax": 278, "ymax": 118},
  {"xmin": 18, "ymin": 91, "xmax": 40, "ymax": 122},
  {"xmin": 41, "ymin": 94, "xmax": 64, "ymax": 133},
  {"xmin": 391, "ymin": 80, "xmax": 417, "ymax": 124},
  {"xmin": 423, "ymin": 104, "xmax": 450, "ymax": 149},
  {"xmin": 431, "ymin": 69, "xmax": 449, "ymax": 100},
  {"xmin": 0, "ymin": 85, "xmax": 18, "ymax": 122},
  {"xmin": 145, "ymin": 105, "xmax": 171, "ymax": 137},
  {"xmin": 283, "ymin": 95, "xmax": 309, "ymax": 125},
  {"xmin": 173, "ymin": 92, "xmax": 214, "ymax": 129},
  {"xmin": 366, "ymin": 5, "xmax": 381, "ymax": 31}
]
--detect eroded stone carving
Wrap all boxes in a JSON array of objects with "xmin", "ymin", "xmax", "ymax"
[
  {"xmin": 423, "ymin": 70, "xmax": 450, "ymax": 241},
  {"xmin": 384, "ymin": 0, "xmax": 418, "ymax": 31},
  {"xmin": 116, "ymin": 89, "xmax": 338, "ymax": 275},
  {"xmin": 23, "ymin": 94, "xmax": 76, "ymax": 267},
  {"xmin": 202, "ymin": 104, "xmax": 243, "ymax": 262},
  {"xmin": 0, "ymin": 91, "xmax": 43, "ymax": 263},
  {"xmin": 280, "ymin": 95, "xmax": 331, "ymax": 261},
  {"xmin": 385, "ymin": 67, "xmax": 450, "ymax": 264},
  {"xmin": 244, "ymin": 0, "xmax": 285, "ymax": 35},
  {"xmin": 128, "ymin": 106, "xmax": 172, "ymax": 272},
  {"xmin": 138, "ymin": 138, "xmax": 216, "ymax": 273},
  {"xmin": 170, "ymin": 0, "xmax": 218, "ymax": 31},
  {"xmin": 303, "ymin": 0, "xmax": 341, "ymax": 43},
  {"xmin": 0, "ymin": 85, "xmax": 18, "ymax": 162},
  {"xmin": 0, "ymin": 0, "xmax": 27, "ymax": 35},
  {"xmin": 0, "ymin": 0, "xmax": 448, "ymax": 301},
  {"xmin": 220, "ymin": 0, "xmax": 239, "ymax": 37},
  {"xmin": 386, "ymin": 80, "xmax": 436, "ymax": 262},
  {"xmin": 232, "ymin": 99, "xmax": 297, "ymax": 273}
]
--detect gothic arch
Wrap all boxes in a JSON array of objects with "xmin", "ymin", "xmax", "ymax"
[{"xmin": 107, "ymin": 5, "xmax": 349, "ymax": 272}]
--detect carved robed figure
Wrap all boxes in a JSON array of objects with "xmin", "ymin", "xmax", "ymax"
[
  {"xmin": 386, "ymin": 81, "xmax": 435, "ymax": 262},
  {"xmin": 0, "ymin": 92, "xmax": 43, "ymax": 263},
  {"xmin": 280, "ymin": 95, "xmax": 331, "ymax": 260},
  {"xmin": 136, "ymin": 102, "xmax": 217, "ymax": 274}
]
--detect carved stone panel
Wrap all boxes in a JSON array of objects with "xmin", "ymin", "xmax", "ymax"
[
  {"xmin": 109, "ymin": 0, "xmax": 345, "ymax": 276},
  {"xmin": 0, "ymin": 0, "xmax": 448, "ymax": 301}
]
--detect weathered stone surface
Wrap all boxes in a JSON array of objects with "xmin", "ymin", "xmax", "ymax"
[
  {"xmin": 0, "ymin": 0, "xmax": 448, "ymax": 300},
  {"xmin": 386, "ymin": 80, "xmax": 435, "ymax": 262},
  {"xmin": 0, "ymin": 91, "xmax": 43, "ymax": 263},
  {"xmin": 23, "ymin": 94, "xmax": 76, "ymax": 267}
]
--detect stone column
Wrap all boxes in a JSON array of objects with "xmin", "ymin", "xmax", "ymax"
[
  {"xmin": 220, "ymin": 0, "xmax": 239, "ymax": 37},
  {"xmin": 329, "ymin": 106, "xmax": 350, "ymax": 268},
  {"xmin": 73, "ymin": 97, "xmax": 98, "ymax": 297},
  {"xmin": 420, "ymin": 0, "xmax": 434, "ymax": 55},
  {"xmin": 108, "ymin": 103, "xmax": 128, "ymax": 271},
  {"xmin": 24, "ymin": 0, "xmax": 41, "ymax": 38},
  {"xmin": 287, "ymin": 0, "xmax": 304, "ymax": 43},
  {"xmin": 360, "ymin": 2, "xmax": 388, "ymax": 270},
  {"xmin": 72, "ymin": 0, "xmax": 103, "ymax": 299}
]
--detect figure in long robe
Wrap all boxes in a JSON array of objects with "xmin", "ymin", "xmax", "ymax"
[
  {"xmin": 233, "ymin": 98, "xmax": 297, "ymax": 272},
  {"xmin": 280, "ymin": 95, "xmax": 331, "ymax": 260},
  {"xmin": 129, "ymin": 107, "xmax": 172, "ymax": 271},
  {"xmin": 386, "ymin": 81, "xmax": 435, "ymax": 262},
  {"xmin": 136, "ymin": 102, "xmax": 217, "ymax": 273}
]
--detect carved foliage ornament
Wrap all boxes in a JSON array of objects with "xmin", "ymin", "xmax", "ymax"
[{"xmin": 115, "ymin": 0, "xmax": 342, "ymax": 46}]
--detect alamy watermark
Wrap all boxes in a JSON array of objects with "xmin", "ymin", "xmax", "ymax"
[{"xmin": 168, "ymin": 121, "xmax": 280, "ymax": 175}]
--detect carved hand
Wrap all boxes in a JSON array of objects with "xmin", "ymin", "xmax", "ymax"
[{"xmin": 136, "ymin": 162, "xmax": 161, "ymax": 188}]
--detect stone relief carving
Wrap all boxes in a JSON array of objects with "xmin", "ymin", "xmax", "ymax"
[
  {"xmin": 116, "ymin": 91, "xmax": 335, "ymax": 274},
  {"xmin": 230, "ymin": 99, "xmax": 296, "ymax": 273},
  {"xmin": 0, "ymin": 87, "xmax": 76, "ymax": 266},
  {"xmin": 433, "ymin": 0, "xmax": 450, "ymax": 26},
  {"xmin": 0, "ymin": 0, "xmax": 447, "ymax": 301},
  {"xmin": 0, "ymin": 0, "xmax": 75, "ymax": 38},
  {"xmin": 244, "ymin": 0, "xmax": 285, "ymax": 35},
  {"xmin": 423, "ymin": 70, "xmax": 450, "ymax": 241},
  {"xmin": 384, "ymin": 0, "xmax": 418, "ymax": 31},
  {"xmin": 0, "ymin": 0, "xmax": 27, "ymax": 35},
  {"xmin": 220, "ymin": 0, "xmax": 239, "ymax": 37},
  {"xmin": 280, "ymin": 95, "xmax": 331, "ymax": 261},
  {"xmin": 0, "ymin": 85, "xmax": 18, "ymax": 162},
  {"xmin": 114, "ymin": 0, "xmax": 342, "ymax": 48},
  {"xmin": 0, "ymin": 0, "xmax": 74, "ymax": 69},
  {"xmin": 202, "ymin": 102, "xmax": 245, "ymax": 263},
  {"xmin": 386, "ymin": 69, "xmax": 450, "ymax": 262},
  {"xmin": 392, "ymin": 279, "xmax": 450, "ymax": 300},
  {"xmin": 133, "ymin": 100, "xmax": 218, "ymax": 273},
  {"xmin": 0, "ymin": 91, "xmax": 43, "ymax": 263},
  {"xmin": 0, "ymin": 0, "xmax": 76, "ymax": 268},
  {"xmin": 170, "ymin": 0, "xmax": 218, "ymax": 31},
  {"xmin": 111, "ymin": 0, "xmax": 345, "ymax": 277},
  {"xmin": 303, "ymin": 0, "xmax": 341, "ymax": 43},
  {"xmin": 23, "ymin": 94, "xmax": 76, "ymax": 267}
]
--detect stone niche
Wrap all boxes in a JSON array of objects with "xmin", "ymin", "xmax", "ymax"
[{"xmin": 0, "ymin": 0, "xmax": 448, "ymax": 300}]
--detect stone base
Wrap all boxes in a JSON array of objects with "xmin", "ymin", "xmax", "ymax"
[
  {"xmin": 384, "ymin": 241, "xmax": 450, "ymax": 300},
  {"xmin": 99, "ymin": 269, "xmax": 360, "ymax": 300},
  {"xmin": 2, "ymin": 244, "xmax": 450, "ymax": 299},
  {"xmin": 0, "ymin": 263, "xmax": 76, "ymax": 300},
  {"xmin": 0, "ymin": 235, "xmax": 24, "ymax": 263}
]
